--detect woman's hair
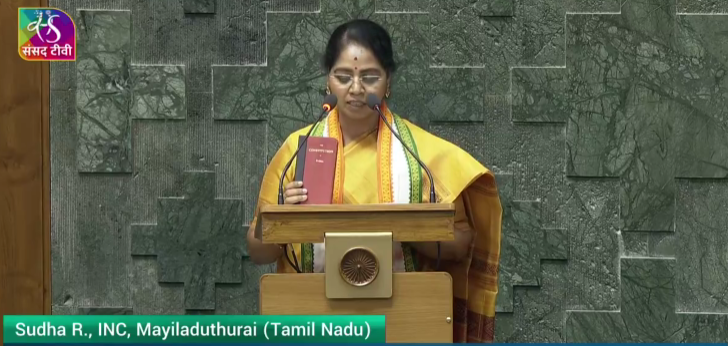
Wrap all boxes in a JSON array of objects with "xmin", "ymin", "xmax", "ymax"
[{"xmin": 323, "ymin": 19, "xmax": 397, "ymax": 75}]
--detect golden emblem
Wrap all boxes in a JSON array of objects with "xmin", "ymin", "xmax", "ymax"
[{"xmin": 339, "ymin": 247, "xmax": 379, "ymax": 286}]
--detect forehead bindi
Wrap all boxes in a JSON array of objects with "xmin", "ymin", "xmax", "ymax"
[
  {"xmin": 336, "ymin": 44, "xmax": 378, "ymax": 68},
  {"xmin": 331, "ymin": 44, "xmax": 385, "ymax": 76}
]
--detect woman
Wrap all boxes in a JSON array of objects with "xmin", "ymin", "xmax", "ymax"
[{"xmin": 246, "ymin": 19, "xmax": 502, "ymax": 343}]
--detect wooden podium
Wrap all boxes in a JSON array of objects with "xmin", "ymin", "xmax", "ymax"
[{"xmin": 256, "ymin": 204, "xmax": 456, "ymax": 343}]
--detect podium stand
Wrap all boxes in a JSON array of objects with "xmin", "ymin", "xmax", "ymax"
[{"xmin": 256, "ymin": 204, "xmax": 456, "ymax": 343}]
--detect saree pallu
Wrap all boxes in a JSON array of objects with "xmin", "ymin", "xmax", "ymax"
[{"xmin": 250, "ymin": 104, "xmax": 503, "ymax": 343}]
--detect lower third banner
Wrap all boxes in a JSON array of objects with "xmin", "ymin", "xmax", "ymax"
[{"xmin": 3, "ymin": 315, "xmax": 385, "ymax": 343}]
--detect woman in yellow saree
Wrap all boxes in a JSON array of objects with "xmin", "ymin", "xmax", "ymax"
[{"xmin": 246, "ymin": 19, "xmax": 503, "ymax": 343}]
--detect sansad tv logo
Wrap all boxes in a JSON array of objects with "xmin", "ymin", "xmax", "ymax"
[{"xmin": 18, "ymin": 7, "xmax": 76, "ymax": 61}]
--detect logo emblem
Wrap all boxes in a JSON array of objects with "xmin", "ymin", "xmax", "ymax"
[
  {"xmin": 18, "ymin": 8, "xmax": 76, "ymax": 61},
  {"xmin": 340, "ymin": 247, "xmax": 379, "ymax": 287}
]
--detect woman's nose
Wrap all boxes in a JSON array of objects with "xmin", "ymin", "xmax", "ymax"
[{"xmin": 349, "ymin": 78, "xmax": 364, "ymax": 95}]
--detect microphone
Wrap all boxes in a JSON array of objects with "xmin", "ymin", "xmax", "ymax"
[
  {"xmin": 366, "ymin": 94, "xmax": 437, "ymax": 204},
  {"xmin": 366, "ymin": 94, "xmax": 442, "ymax": 271},
  {"xmin": 275, "ymin": 94, "xmax": 337, "ymax": 273}
]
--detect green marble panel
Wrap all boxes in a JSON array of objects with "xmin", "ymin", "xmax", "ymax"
[
  {"xmin": 214, "ymin": 261, "xmax": 274, "ymax": 315},
  {"xmin": 131, "ymin": 65, "xmax": 186, "ymax": 119},
  {"xmin": 675, "ymin": 180, "xmax": 728, "ymax": 312},
  {"xmin": 551, "ymin": 0, "xmax": 727, "ymax": 235},
  {"xmin": 431, "ymin": 0, "xmax": 608, "ymax": 92},
  {"xmin": 564, "ymin": 2, "xmax": 678, "ymax": 177},
  {"xmin": 131, "ymin": 0, "xmax": 266, "ymax": 91},
  {"xmin": 566, "ymin": 258, "xmax": 727, "ymax": 342},
  {"xmin": 215, "ymin": 1, "xmax": 266, "ymax": 65},
  {"xmin": 130, "ymin": 1, "xmax": 184, "ymax": 65},
  {"xmin": 563, "ymin": 179, "xmax": 621, "ymax": 311},
  {"xmin": 429, "ymin": 0, "xmax": 509, "ymax": 66},
  {"xmin": 131, "ymin": 258, "xmax": 185, "ymax": 315},
  {"xmin": 480, "ymin": 0, "xmax": 513, "ymax": 16},
  {"xmin": 496, "ymin": 262, "xmax": 569, "ymax": 342},
  {"xmin": 50, "ymin": 90, "xmax": 78, "ymax": 306},
  {"xmin": 511, "ymin": 67, "xmax": 567, "ymax": 123},
  {"xmin": 673, "ymin": 15, "xmax": 728, "ymax": 178},
  {"xmin": 678, "ymin": 0, "xmax": 728, "ymax": 13},
  {"xmin": 183, "ymin": 93, "xmax": 268, "ymax": 224},
  {"xmin": 49, "ymin": 0, "xmax": 131, "ymax": 91},
  {"xmin": 683, "ymin": 314, "xmax": 728, "ymax": 342},
  {"xmin": 58, "ymin": 175, "xmax": 133, "ymax": 308},
  {"xmin": 131, "ymin": 119, "xmax": 187, "ymax": 224},
  {"xmin": 427, "ymin": 68, "xmax": 485, "ymax": 121},
  {"xmin": 480, "ymin": 92, "xmax": 570, "ymax": 237},
  {"xmin": 75, "ymin": 10, "xmax": 132, "ymax": 172},
  {"xmin": 513, "ymin": 123, "xmax": 567, "ymax": 229},
  {"xmin": 542, "ymin": 228, "xmax": 568, "ymax": 260},
  {"xmin": 507, "ymin": 201, "xmax": 543, "ymax": 285},
  {"xmin": 622, "ymin": 231, "xmax": 676, "ymax": 258},
  {"xmin": 513, "ymin": 0, "xmax": 567, "ymax": 66},
  {"xmin": 131, "ymin": 171, "xmax": 245, "ymax": 310},
  {"xmin": 559, "ymin": 1, "xmax": 685, "ymax": 231},
  {"xmin": 482, "ymin": 95, "xmax": 517, "ymax": 173},
  {"xmin": 497, "ymin": 200, "xmax": 544, "ymax": 312},
  {"xmin": 184, "ymin": 0, "xmax": 215, "ymax": 14},
  {"xmin": 563, "ymin": 0, "xmax": 622, "ymax": 12},
  {"xmin": 52, "ymin": 307, "xmax": 133, "ymax": 315},
  {"xmin": 480, "ymin": 92, "xmax": 570, "ymax": 235},
  {"xmin": 376, "ymin": 0, "xmax": 429, "ymax": 13},
  {"xmin": 268, "ymin": 0, "xmax": 318, "ymax": 12}
]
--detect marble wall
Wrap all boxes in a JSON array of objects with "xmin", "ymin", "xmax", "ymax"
[{"xmin": 49, "ymin": 0, "xmax": 728, "ymax": 341}]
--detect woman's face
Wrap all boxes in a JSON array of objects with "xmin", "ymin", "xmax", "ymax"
[{"xmin": 327, "ymin": 43, "xmax": 389, "ymax": 121}]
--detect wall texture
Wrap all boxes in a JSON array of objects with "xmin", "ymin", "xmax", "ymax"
[{"xmin": 49, "ymin": 0, "xmax": 728, "ymax": 341}]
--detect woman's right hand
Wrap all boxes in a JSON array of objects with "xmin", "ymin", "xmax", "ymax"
[{"xmin": 284, "ymin": 181, "xmax": 308, "ymax": 204}]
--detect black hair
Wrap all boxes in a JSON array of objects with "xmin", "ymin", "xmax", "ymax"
[{"xmin": 323, "ymin": 19, "xmax": 397, "ymax": 76}]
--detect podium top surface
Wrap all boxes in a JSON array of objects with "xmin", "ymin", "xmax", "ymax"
[{"xmin": 256, "ymin": 203, "xmax": 455, "ymax": 243}]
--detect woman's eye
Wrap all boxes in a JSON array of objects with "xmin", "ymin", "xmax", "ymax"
[
  {"xmin": 335, "ymin": 75, "xmax": 352, "ymax": 83},
  {"xmin": 361, "ymin": 76, "xmax": 380, "ymax": 84}
]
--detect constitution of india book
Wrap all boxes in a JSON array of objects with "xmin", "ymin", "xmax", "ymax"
[{"xmin": 294, "ymin": 135, "xmax": 338, "ymax": 205}]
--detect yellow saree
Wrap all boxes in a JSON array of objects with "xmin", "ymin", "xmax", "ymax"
[{"xmin": 250, "ymin": 105, "xmax": 503, "ymax": 343}]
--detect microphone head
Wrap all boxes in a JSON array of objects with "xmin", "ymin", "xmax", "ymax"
[
  {"xmin": 366, "ymin": 94, "xmax": 381, "ymax": 110},
  {"xmin": 322, "ymin": 94, "xmax": 338, "ymax": 111}
]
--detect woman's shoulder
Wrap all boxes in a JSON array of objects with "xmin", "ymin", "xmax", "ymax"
[
  {"xmin": 396, "ymin": 115, "xmax": 494, "ymax": 202},
  {"xmin": 397, "ymin": 115, "xmax": 486, "ymax": 166},
  {"xmin": 398, "ymin": 117, "xmax": 460, "ymax": 151}
]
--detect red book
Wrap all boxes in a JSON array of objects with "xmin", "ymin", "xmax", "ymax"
[{"xmin": 294, "ymin": 136, "xmax": 338, "ymax": 204}]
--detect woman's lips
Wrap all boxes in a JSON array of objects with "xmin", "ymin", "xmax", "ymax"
[{"xmin": 347, "ymin": 100, "xmax": 365, "ymax": 108}]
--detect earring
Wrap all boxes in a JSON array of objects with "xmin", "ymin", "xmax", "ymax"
[
  {"xmin": 326, "ymin": 86, "xmax": 331, "ymax": 95},
  {"xmin": 386, "ymin": 89, "xmax": 391, "ymax": 98}
]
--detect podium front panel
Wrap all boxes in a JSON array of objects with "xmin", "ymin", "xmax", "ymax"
[{"xmin": 259, "ymin": 272, "xmax": 453, "ymax": 343}]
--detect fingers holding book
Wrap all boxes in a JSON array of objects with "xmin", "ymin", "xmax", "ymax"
[{"xmin": 284, "ymin": 181, "xmax": 308, "ymax": 204}]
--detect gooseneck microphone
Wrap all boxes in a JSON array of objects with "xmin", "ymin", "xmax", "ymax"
[
  {"xmin": 275, "ymin": 94, "xmax": 337, "ymax": 273},
  {"xmin": 366, "ymin": 93, "xmax": 442, "ymax": 270}
]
